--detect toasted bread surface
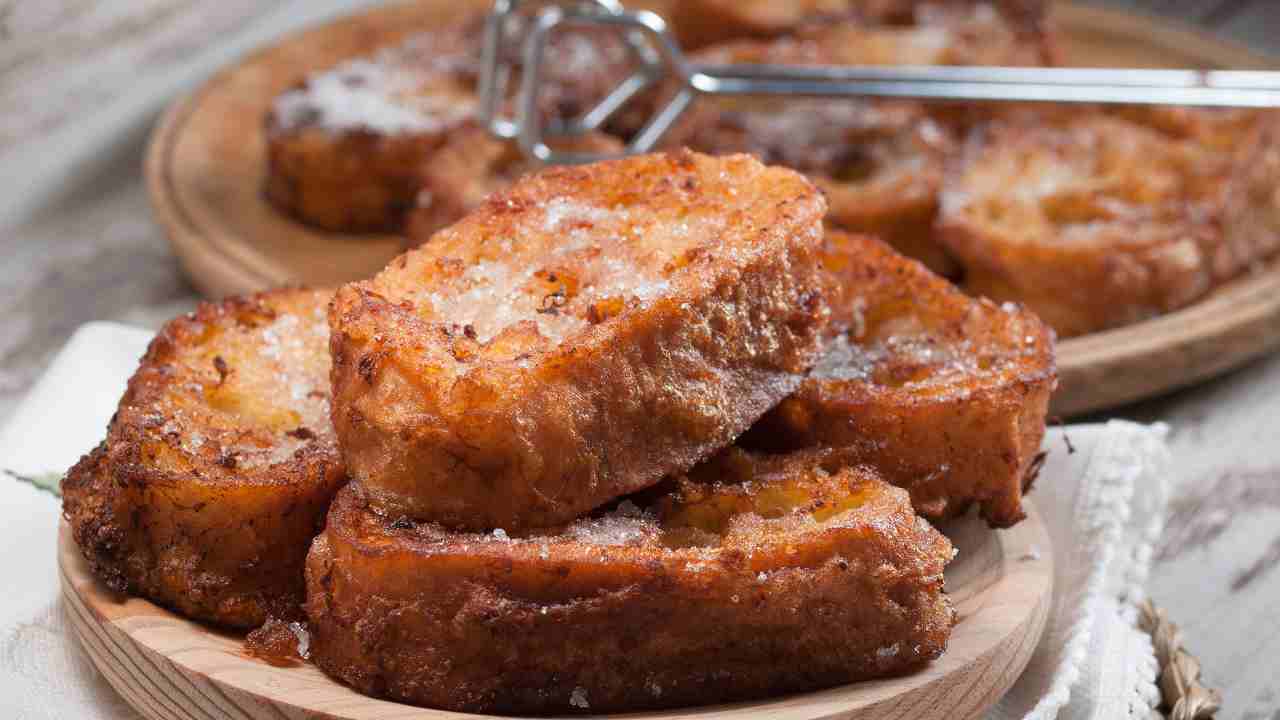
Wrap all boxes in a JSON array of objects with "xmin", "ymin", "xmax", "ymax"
[
  {"xmin": 939, "ymin": 107, "xmax": 1280, "ymax": 336},
  {"xmin": 742, "ymin": 232, "xmax": 1055, "ymax": 527},
  {"xmin": 62, "ymin": 289, "xmax": 345, "ymax": 628},
  {"xmin": 330, "ymin": 151, "xmax": 829, "ymax": 530},
  {"xmin": 306, "ymin": 449, "xmax": 954, "ymax": 713}
]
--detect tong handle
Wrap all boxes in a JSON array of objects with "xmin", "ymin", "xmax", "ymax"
[
  {"xmin": 480, "ymin": 2, "xmax": 1280, "ymax": 165},
  {"xmin": 689, "ymin": 64, "xmax": 1280, "ymax": 107}
]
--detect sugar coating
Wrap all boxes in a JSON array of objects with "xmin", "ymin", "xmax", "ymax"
[
  {"xmin": 811, "ymin": 327, "xmax": 1023, "ymax": 391},
  {"xmin": 542, "ymin": 198, "xmax": 615, "ymax": 231},
  {"xmin": 271, "ymin": 34, "xmax": 477, "ymax": 135},
  {"xmin": 269, "ymin": 16, "xmax": 630, "ymax": 138},
  {"xmin": 163, "ymin": 299, "xmax": 332, "ymax": 470},
  {"xmin": 289, "ymin": 621, "xmax": 312, "ymax": 659},
  {"xmin": 409, "ymin": 196, "xmax": 698, "ymax": 347},
  {"xmin": 569, "ymin": 516, "xmax": 653, "ymax": 547}
]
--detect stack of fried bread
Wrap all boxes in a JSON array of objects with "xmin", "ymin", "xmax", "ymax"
[
  {"xmin": 65, "ymin": 150, "xmax": 1056, "ymax": 713},
  {"xmin": 263, "ymin": 0, "xmax": 1280, "ymax": 338}
]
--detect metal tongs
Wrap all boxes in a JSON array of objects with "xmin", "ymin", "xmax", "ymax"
[{"xmin": 477, "ymin": 0, "xmax": 1280, "ymax": 164}]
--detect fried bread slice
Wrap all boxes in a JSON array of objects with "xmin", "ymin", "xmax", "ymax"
[
  {"xmin": 938, "ymin": 107, "xmax": 1280, "ymax": 337},
  {"xmin": 329, "ymin": 151, "xmax": 829, "ymax": 530},
  {"xmin": 62, "ymin": 289, "xmax": 345, "ymax": 629},
  {"xmin": 742, "ymin": 232, "xmax": 1055, "ymax": 527},
  {"xmin": 306, "ymin": 448, "xmax": 954, "ymax": 714},
  {"xmin": 265, "ymin": 15, "xmax": 636, "ymax": 233},
  {"xmin": 265, "ymin": 25, "xmax": 481, "ymax": 233}
]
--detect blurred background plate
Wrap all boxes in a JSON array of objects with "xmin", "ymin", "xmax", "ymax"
[{"xmin": 145, "ymin": 2, "xmax": 1280, "ymax": 418}]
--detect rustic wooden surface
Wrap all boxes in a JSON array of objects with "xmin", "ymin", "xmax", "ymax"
[
  {"xmin": 58, "ymin": 506, "xmax": 1053, "ymax": 720},
  {"xmin": 2, "ymin": 2, "xmax": 1280, "ymax": 719}
]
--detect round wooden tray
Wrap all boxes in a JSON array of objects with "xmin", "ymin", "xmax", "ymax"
[
  {"xmin": 59, "ymin": 502, "xmax": 1054, "ymax": 720},
  {"xmin": 144, "ymin": 2, "xmax": 1280, "ymax": 418}
]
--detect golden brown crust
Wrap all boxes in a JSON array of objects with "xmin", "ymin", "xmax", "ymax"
[
  {"xmin": 61, "ymin": 289, "xmax": 346, "ymax": 629},
  {"xmin": 938, "ymin": 107, "xmax": 1280, "ymax": 337},
  {"xmin": 742, "ymin": 232, "xmax": 1055, "ymax": 527},
  {"xmin": 306, "ymin": 450, "xmax": 955, "ymax": 714},
  {"xmin": 330, "ymin": 151, "xmax": 830, "ymax": 530}
]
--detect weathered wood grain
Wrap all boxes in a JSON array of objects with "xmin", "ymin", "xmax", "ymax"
[{"xmin": 1119, "ymin": 352, "xmax": 1280, "ymax": 720}]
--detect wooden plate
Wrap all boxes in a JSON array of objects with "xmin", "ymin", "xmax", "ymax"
[
  {"xmin": 144, "ymin": 2, "xmax": 1280, "ymax": 418},
  {"xmin": 59, "ymin": 501, "xmax": 1053, "ymax": 720}
]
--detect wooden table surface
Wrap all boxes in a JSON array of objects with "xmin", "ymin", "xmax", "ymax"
[{"xmin": 2, "ymin": 2, "xmax": 1278, "ymax": 719}]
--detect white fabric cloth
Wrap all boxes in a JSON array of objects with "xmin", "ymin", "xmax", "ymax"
[
  {"xmin": 0, "ymin": 323, "xmax": 1170, "ymax": 719},
  {"xmin": 988, "ymin": 418, "xmax": 1170, "ymax": 720}
]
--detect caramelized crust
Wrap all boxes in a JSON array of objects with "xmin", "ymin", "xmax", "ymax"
[
  {"xmin": 306, "ymin": 449, "xmax": 955, "ymax": 714},
  {"xmin": 939, "ymin": 107, "xmax": 1280, "ymax": 336},
  {"xmin": 743, "ymin": 232, "xmax": 1055, "ymax": 527},
  {"xmin": 61, "ymin": 290, "xmax": 345, "ymax": 628},
  {"xmin": 330, "ymin": 151, "xmax": 829, "ymax": 530}
]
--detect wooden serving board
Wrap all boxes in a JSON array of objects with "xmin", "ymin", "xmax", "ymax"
[
  {"xmin": 59, "ymin": 502, "xmax": 1053, "ymax": 720},
  {"xmin": 144, "ymin": 2, "xmax": 1280, "ymax": 418}
]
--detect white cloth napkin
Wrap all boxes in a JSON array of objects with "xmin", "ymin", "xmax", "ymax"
[{"xmin": 0, "ymin": 323, "xmax": 1170, "ymax": 719}]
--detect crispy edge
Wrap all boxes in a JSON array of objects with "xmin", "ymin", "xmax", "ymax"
[{"xmin": 60, "ymin": 290, "xmax": 347, "ymax": 629}]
